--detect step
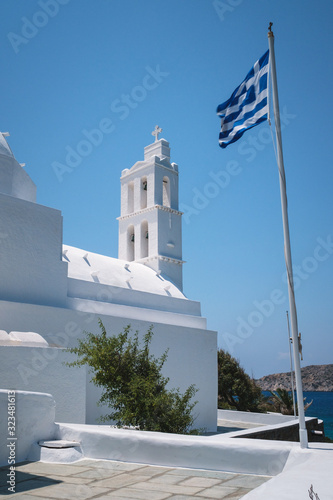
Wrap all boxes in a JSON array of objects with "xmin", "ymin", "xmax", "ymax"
[
  {"xmin": 28, "ymin": 440, "xmax": 83, "ymax": 463},
  {"xmin": 38, "ymin": 440, "xmax": 80, "ymax": 449}
]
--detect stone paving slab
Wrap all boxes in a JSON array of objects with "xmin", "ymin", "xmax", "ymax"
[
  {"xmin": 101, "ymin": 486, "xmax": 172, "ymax": 499},
  {"xmin": 147, "ymin": 474, "xmax": 190, "ymax": 485},
  {"xmin": 6, "ymin": 461, "xmax": 92, "ymax": 477},
  {"xmin": 0, "ymin": 469, "xmax": 40, "ymax": 486},
  {"xmin": 0, "ymin": 477, "xmax": 61, "ymax": 498},
  {"xmin": 129, "ymin": 466, "xmax": 174, "ymax": 476},
  {"xmin": 195, "ymin": 485, "xmax": 244, "ymax": 499},
  {"xmin": 68, "ymin": 468, "xmax": 126, "ymax": 480},
  {"xmin": 222, "ymin": 474, "xmax": 270, "ymax": 488},
  {"xmin": 71, "ymin": 460, "xmax": 148, "ymax": 471},
  {"xmin": 219, "ymin": 492, "xmax": 252, "ymax": 500},
  {"xmin": 0, "ymin": 458, "xmax": 272, "ymax": 499},
  {"xmin": 2, "ymin": 497, "xmax": 43, "ymax": 500},
  {"xmin": 126, "ymin": 480, "xmax": 204, "ymax": 496},
  {"xmin": 178, "ymin": 477, "xmax": 222, "ymax": 488},
  {"xmin": 36, "ymin": 474, "xmax": 93, "ymax": 485},
  {"xmin": 166, "ymin": 469, "xmax": 237, "ymax": 480},
  {"xmin": 21, "ymin": 481, "xmax": 110, "ymax": 499}
]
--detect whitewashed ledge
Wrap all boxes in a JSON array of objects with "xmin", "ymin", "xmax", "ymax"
[
  {"xmin": 55, "ymin": 422, "xmax": 291, "ymax": 476},
  {"xmin": 48, "ymin": 423, "xmax": 333, "ymax": 499}
]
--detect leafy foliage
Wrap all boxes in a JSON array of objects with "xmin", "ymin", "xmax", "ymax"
[
  {"xmin": 217, "ymin": 349, "xmax": 263, "ymax": 412},
  {"xmin": 66, "ymin": 320, "xmax": 198, "ymax": 434},
  {"xmin": 267, "ymin": 388, "xmax": 294, "ymax": 415},
  {"xmin": 266, "ymin": 388, "xmax": 313, "ymax": 415},
  {"xmin": 217, "ymin": 349, "xmax": 315, "ymax": 416}
]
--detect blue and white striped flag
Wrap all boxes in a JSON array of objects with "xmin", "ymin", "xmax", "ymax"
[{"xmin": 217, "ymin": 50, "xmax": 269, "ymax": 148}]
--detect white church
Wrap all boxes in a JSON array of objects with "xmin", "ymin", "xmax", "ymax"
[{"xmin": 0, "ymin": 127, "xmax": 217, "ymax": 431}]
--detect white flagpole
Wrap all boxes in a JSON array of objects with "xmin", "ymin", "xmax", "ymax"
[
  {"xmin": 286, "ymin": 311, "xmax": 296, "ymax": 417},
  {"xmin": 268, "ymin": 24, "xmax": 308, "ymax": 448}
]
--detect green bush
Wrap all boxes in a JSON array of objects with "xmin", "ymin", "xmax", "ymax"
[
  {"xmin": 217, "ymin": 348, "xmax": 263, "ymax": 412},
  {"xmin": 66, "ymin": 320, "xmax": 198, "ymax": 434},
  {"xmin": 265, "ymin": 388, "xmax": 313, "ymax": 416}
]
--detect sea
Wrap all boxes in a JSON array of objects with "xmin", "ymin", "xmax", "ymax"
[
  {"xmin": 263, "ymin": 391, "xmax": 333, "ymax": 440},
  {"xmin": 304, "ymin": 391, "xmax": 333, "ymax": 440}
]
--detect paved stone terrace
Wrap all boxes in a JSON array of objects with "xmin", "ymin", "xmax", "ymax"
[{"xmin": 0, "ymin": 459, "xmax": 272, "ymax": 499}]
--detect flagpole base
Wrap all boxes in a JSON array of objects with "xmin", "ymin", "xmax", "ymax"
[{"xmin": 299, "ymin": 428, "xmax": 308, "ymax": 449}]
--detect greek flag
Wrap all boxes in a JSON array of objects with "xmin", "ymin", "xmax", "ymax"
[{"xmin": 217, "ymin": 50, "xmax": 269, "ymax": 148}]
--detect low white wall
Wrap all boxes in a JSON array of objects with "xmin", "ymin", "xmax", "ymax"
[
  {"xmin": 58, "ymin": 423, "xmax": 292, "ymax": 476},
  {"xmin": 223, "ymin": 416, "xmax": 323, "ymax": 441},
  {"xmin": 0, "ymin": 390, "xmax": 57, "ymax": 467},
  {"xmin": 0, "ymin": 346, "xmax": 86, "ymax": 424},
  {"xmin": 218, "ymin": 409, "xmax": 296, "ymax": 425}
]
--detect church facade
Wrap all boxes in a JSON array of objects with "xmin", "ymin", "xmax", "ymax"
[{"xmin": 0, "ymin": 129, "xmax": 217, "ymax": 431}]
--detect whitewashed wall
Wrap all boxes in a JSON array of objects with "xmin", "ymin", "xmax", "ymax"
[
  {"xmin": 0, "ymin": 154, "xmax": 36, "ymax": 202},
  {"xmin": 0, "ymin": 300, "xmax": 217, "ymax": 431},
  {"xmin": 0, "ymin": 194, "xmax": 68, "ymax": 307},
  {"xmin": 0, "ymin": 346, "xmax": 86, "ymax": 424},
  {"xmin": 0, "ymin": 390, "xmax": 56, "ymax": 467}
]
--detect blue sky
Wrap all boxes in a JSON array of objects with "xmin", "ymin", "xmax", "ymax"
[{"xmin": 1, "ymin": 0, "xmax": 332, "ymax": 378}]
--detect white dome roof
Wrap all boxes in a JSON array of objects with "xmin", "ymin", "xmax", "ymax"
[{"xmin": 63, "ymin": 245, "xmax": 185, "ymax": 299}]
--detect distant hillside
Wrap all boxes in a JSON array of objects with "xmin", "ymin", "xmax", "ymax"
[{"xmin": 256, "ymin": 364, "xmax": 333, "ymax": 392}]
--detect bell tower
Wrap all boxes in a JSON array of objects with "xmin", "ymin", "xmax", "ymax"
[{"xmin": 118, "ymin": 127, "xmax": 184, "ymax": 290}]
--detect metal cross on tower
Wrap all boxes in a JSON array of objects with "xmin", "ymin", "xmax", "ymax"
[{"xmin": 152, "ymin": 125, "xmax": 162, "ymax": 142}]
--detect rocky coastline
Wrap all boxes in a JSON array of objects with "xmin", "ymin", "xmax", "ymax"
[{"xmin": 256, "ymin": 364, "xmax": 333, "ymax": 392}]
